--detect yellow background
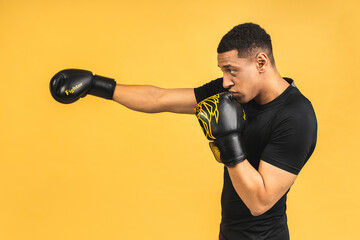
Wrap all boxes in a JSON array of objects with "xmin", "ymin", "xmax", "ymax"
[{"xmin": 1, "ymin": 0, "xmax": 359, "ymax": 239}]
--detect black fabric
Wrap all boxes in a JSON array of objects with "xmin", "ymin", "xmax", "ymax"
[{"xmin": 194, "ymin": 77, "xmax": 317, "ymax": 240}]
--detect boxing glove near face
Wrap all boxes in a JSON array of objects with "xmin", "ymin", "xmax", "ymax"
[{"xmin": 194, "ymin": 92, "xmax": 247, "ymax": 166}]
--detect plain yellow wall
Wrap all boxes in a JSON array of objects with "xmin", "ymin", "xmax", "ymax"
[{"xmin": 1, "ymin": 0, "xmax": 359, "ymax": 239}]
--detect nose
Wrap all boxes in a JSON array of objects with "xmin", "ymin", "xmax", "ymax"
[{"xmin": 222, "ymin": 74, "xmax": 234, "ymax": 89}]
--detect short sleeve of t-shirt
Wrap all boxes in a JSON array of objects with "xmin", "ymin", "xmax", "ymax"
[
  {"xmin": 194, "ymin": 78, "xmax": 227, "ymax": 103},
  {"xmin": 261, "ymin": 94, "xmax": 318, "ymax": 175}
]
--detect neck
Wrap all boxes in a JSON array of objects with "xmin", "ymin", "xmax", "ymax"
[{"xmin": 254, "ymin": 69, "xmax": 290, "ymax": 105}]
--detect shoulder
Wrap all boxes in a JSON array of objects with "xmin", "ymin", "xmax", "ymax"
[
  {"xmin": 268, "ymin": 88, "xmax": 318, "ymax": 146},
  {"xmin": 261, "ymin": 88, "xmax": 318, "ymax": 174},
  {"xmin": 276, "ymin": 88, "xmax": 317, "ymax": 126}
]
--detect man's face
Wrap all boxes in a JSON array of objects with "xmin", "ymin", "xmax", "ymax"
[{"xmin": 217, "ymin": 49, "xmax": 261, "ymax": 103}]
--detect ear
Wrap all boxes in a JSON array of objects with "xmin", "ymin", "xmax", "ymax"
[{"xmin": 255, "ymin": 53, "xmax": 269, "ymax": 73}]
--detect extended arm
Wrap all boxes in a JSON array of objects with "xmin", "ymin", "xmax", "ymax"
[
  {"xmin": 112, "ymin": 84, "xmax": 197, "ymax": 114},
  {"xmin": 50, "ymin": 69, "xmax": 197, "ymax": 114}
]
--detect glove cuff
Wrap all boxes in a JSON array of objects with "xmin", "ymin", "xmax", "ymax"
[
  {"xmin": 209, "ymin": 133, "xmax": 246, "ymax": 166},
  {"xmin": 88, "ymin": 75, "xmax": 116, "ymax": 100}
]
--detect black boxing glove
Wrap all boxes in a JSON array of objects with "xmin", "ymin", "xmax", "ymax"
[
  {"xmin": 50, "ymin": 69, "xmax": 116, "ymax": 104},
  {"xmin": 194, "ymin": 92, "xmax": 247, "ymax": 166}
]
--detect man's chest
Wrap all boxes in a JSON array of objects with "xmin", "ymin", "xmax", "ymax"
[{"xmin": 242, "ymin": 107, "xmax": 281, "ymax": 168}]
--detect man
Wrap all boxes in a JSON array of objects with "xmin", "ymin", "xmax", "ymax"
[{"xmin": 50, "ymin": 23, "xmax": 317, "ymax": 240}]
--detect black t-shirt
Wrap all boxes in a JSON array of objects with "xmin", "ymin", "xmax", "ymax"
[{"xmin": 194, "ymin": 77, "xmax": 317, "ymax": 240}]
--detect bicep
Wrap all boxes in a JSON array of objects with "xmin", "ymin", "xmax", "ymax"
[
  {"xmin": 160, "ymin": 88, "xmax": 197, "ymax": 114},
  {"xmin": 258, "ymin": 160, "xmax": 297, "ymax": 207}
]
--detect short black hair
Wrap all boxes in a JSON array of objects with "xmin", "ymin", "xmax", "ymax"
[{"xmin": 217, "ymin": 23, "xmax": 275, "ymax": 65}]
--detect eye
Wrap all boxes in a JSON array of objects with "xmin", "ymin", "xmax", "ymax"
[{"xmin": 229, "ymin": 69, "xmax": 236, "ymax": 75}]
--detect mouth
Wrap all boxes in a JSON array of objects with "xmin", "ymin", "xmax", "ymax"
[
  {"xmin": 229, "ymin": 91, "xmax": 244, "ymax": 102},
  {"xmin": 229, "ymin": 91, "xmax": 240, "ymax": 97}
]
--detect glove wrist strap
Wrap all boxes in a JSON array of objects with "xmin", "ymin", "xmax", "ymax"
[
  {"xmin": 88, "ymin": 75, "xmax": 116, "ymax": 100},
  {"xmin": 209, "ymin": 133, "xmax": 246, "ymax": 166}
]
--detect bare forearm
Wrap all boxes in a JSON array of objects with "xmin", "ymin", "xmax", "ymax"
[
  {"xmin": 112, "ymin": 84, "xmax": 197, "ymax": 114},
  {"xmin": 227, "ymin": 159, "xmax": 297, "ymax": 216},
  {"xmin": 112, "ymin": 84, "xmax": 167, "ymax": 113},
  {"xmin": 227, "ymin": 160, "xmax": 268, "ymax": 216}
]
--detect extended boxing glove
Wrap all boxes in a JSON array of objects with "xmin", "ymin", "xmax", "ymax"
[
  {"xmin": 194, "ymin": 92, "xmax": 247, "ymax": 166},
  {"xmin": 50, "ymin": 69, "xmax": 116, "ymax": 104}
]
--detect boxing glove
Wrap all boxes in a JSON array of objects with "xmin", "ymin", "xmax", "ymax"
[
  {"xmin": 50, "ymin": 69, "xmax": 116, "ymax": 104},
  {"xmin": 194, "ymin": 92, "xmax": 247, "ymax": 166}
]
